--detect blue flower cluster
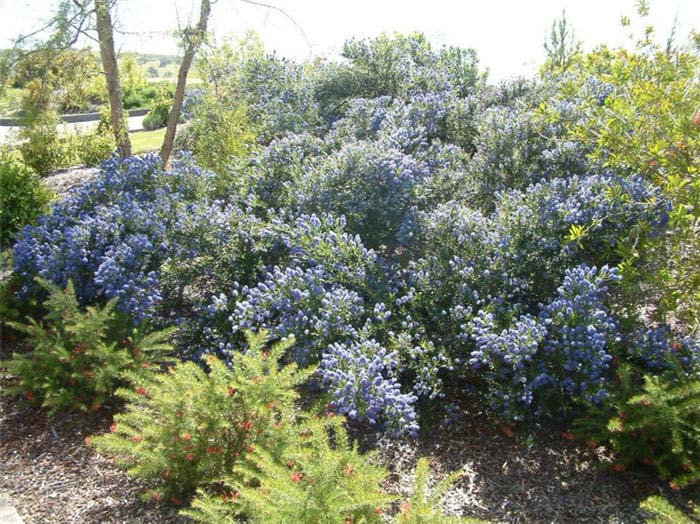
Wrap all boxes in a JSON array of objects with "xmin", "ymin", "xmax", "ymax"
[
  {"xmin": 469, "ymin": 265, "xmax": 621, "ymax": 421},
  {"xmin": 321, "ymin": 337, "xmax": 419, "ymax": 437},
  {"xmin": 628, "ymin": 327, "xmax": 700, "ymax": 377},
  {"xmin": 13, "ymin": 154, "xmax": 218, "ymax": 320}
]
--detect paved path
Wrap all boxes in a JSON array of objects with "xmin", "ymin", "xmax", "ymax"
[
  {"xmin": 0, "ymin": 494, "xmax": 23, "ymax": 524},
  {"xmin": 0, "ymin": 115, "xmax": 145, "ymax": 145}
]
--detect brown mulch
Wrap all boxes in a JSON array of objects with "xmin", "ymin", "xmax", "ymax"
[
  {"xmin": 375, "ymin": 405, "xmax": 700, "ymax": 523},
  {"xmin": 2, "ymin": 375, "xmax": 699, "ymax": 524},
  {"xmin": 0, "ymin": 373, "xmax": 186, "ymax": 524}
]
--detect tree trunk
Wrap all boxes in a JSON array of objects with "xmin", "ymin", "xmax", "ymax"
[
  {"xmin": 95, "ymin": 0, "xmax": 131, "ymax": 157},
  {"xmin": 159, "ymin": 0, "xmax": 211, "ymax": 167}
]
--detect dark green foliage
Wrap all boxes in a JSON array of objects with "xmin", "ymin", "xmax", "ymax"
[
  {"xmin": 143, "ymin": 103, "xmax": 169, "ymax": 130},
  {"xmin": 90, "ymin": 331, "xmax": 313, "ymax": 502},
  {"xmin": 0, "ymin": 154, "xmax": 52, "ymax": 247},
  {"xmin": 143, "ymin": 86, "xmax": 172, "ymax": 130},
  {"xmin": 4, "ymin": 278, "xmax": 174, "ymax": 414},
  {"xmin": 122, "ymin": 82, "xmax": 174, "ymax": 110},
  {"xmin": 574, "ymin": 365, "xmax": 700, "ymax": 489}
]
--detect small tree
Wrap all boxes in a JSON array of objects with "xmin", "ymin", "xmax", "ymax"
[
  {"xmin": 160, "ymin": 0, "xmax": 212, "ymax": 167},
  {"xmin": 543, "ymin": 11, "xmax": 581, "ymax": 74}
]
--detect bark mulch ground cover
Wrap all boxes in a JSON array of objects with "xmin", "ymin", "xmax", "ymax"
[
  {"xmin": 0, "ymin": 372, "xmax": 186, "ymax": 524},
  {"xmin": 3, "ymin": 376, "xmax": 699, "ymax": 524},
  {"xmin": 376, "ymin": 404, "xmax": 700, "ymax": 523}
]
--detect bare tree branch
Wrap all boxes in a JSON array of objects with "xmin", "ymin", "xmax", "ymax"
[{"xmin": 238, "ymin": 0, "xmax": 312, "ymax": 55}]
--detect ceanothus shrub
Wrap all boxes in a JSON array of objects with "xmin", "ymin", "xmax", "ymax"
[
  {"xmin": 469, "ymin": 264, "xmax": 621, "ymax": 421},
  {"xmin": 232, "ymin": 132, "xmax": 327, "ymax": 211},
  {"xmin": 627, "ymin": 327, "xmax": 700, "ymax": 378},
  {"xmin": 13, "ymin": 154, "xmax": 219, "ymax": 321},
  {"xmin": 231, "ymin": 265, "xmax": 368, "ymax": 365},
  {"xmin": 237, "ymin": 53, "xmax": 321, "ymax": 141},
  {"xmin": 493, "ymin": 173, "xmax": 669, "ymax": 302},
  {"xmin": 191, "ymin": 213, "xmax": 395, "ymax": 361},
  {"xmin": 321, "ymin": 336, "xmax": 419, "ymax": 437},
  {"xmin": 299, "ymin": 139, "xmax": 431, "ymax": 250},
  {"xmin": 397, "ymin": 201, "xmax": 527, "ymax": 354}
]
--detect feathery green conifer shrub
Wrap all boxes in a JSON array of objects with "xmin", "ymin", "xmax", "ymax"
[
  {"xmin": 90, "ymin": 330, "xmax": 313, "ymax": 503},
  {"xmin": 4, "ymin": 278, "xmax": 174, "ymax": 414},
  {"xmin": 185, "ymin": 415, "xmax": 393, "ymax": 524}
]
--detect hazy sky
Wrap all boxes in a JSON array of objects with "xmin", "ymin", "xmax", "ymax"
[{"xmin": 1, "ymin": 0, "xmax": 698, "ymax": 80}]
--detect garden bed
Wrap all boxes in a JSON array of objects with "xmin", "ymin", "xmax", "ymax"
[
  {"xmin": 0, "ymin": 373, "xmax": 185, "ymax": 524},
  {"xmin": 2, "ymin": 375, "xmax": 697, "ymax": 524}
]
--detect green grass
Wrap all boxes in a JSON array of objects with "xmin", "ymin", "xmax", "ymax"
[{"xmin": 130, "ymin": 128, "xmax": 166, "ymax": 154}]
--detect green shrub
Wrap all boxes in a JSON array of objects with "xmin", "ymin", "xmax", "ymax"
[
  {"xmin": 174, "ymin": 94, "xmax": 256, "ymax": 178},
  {"xmin": 640, "ymin": 495, "xmax": 699, "ymax": 524},
  {"xmin": 185, "ymin": 416, "xmax": 393, "ymax": 524},
  {"xmin": 143, "ymin": 100, "xmax": 171, "ymax": 131},
  {"xmin": 574, "ymin": 365, "xmax": 700, "ymax": 489},
  {"xmin": 76, "ymin": 131, "xmax": 115, "ymax": 167},
  {"xmin": 4, "ymin": 278, "xmax": 174, "ymax": 414},
  {"xmin": 0, "ymin": 154, "xmax": 53, "ymax": 247},
  {"xmin": 397, "ymin": 458, "xmax": 484, "ymax": 524},
  {"xmin": 18, "ymin": 111, "xmax": 75, "ymax": 175},
  {"xmin": 91, "ymin": 331, "xmax": 313, "ymax": 502}
]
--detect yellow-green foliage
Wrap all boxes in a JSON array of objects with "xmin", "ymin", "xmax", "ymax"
[
  {"xmin": 174, "ymin": 95, "xmax": 257, "ymax": 181},
  {"xmin": 185, "ymin": 416, "xmax": 393, "ymax": 524},
  {"xmin": 640, "ymin": 495, "xmax": 699, "ymax": 524},
  {"xmin": 0, "ymin": 153, "xmax": 53, "ymax": 247},
  {"xmin": 4, "ymin": 278, "xmax": 173, "ymax": 414},
  {"xmin": 91, "ymin": 330, "xmax": 313, "ymax": 502},
  {"xmin": 397, "ymin": 458, "xmax": 485, "ymax": 524},
  {"xmin": 543, "ymin": 40, "xmax": 700, "ymax": 330}
]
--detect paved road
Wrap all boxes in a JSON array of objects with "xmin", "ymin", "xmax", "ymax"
[{"xmin": 0, "ymin": 115, "xmax": 146, "ymax": 145}]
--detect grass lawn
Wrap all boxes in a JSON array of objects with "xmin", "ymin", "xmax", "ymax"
[{"xmin": 130, "ymin": 128, "xmax": 166, "ymax": 154}]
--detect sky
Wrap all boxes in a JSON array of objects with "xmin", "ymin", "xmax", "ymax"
[{"xmin": 1, "ymin": 0, "xmax": 698, "ymax": 80}]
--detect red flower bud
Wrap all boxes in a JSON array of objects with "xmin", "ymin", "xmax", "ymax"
[{"xmin": 291, "ymin": 472, "xmax": 303, "ymax": 483}]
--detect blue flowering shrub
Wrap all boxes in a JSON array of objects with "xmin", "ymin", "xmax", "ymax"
[
  {"xmin": 10, "ymin": 31, "xmax": 699, "ymax": 456},
  {"xmin": 321, "ymin": 337, "xmax": 419, "ymax": 436},
  {"xmin": 13, "ymin": 154, "xmax": 218, "ymax": 321},
  {"xmin": 469, "ymin": 265, "xmax": 621, "ymax": 421}
]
